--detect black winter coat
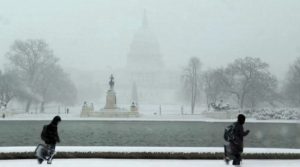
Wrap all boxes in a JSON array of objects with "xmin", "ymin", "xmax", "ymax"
[
  {"xmin": 41, "ymin": 116, "xmax": 61, "ymax": 145},
  {"xmin": 43, "ymin": 124, "xmax": 60, "ymax": 145},
  {"xmin": 230, "ymin": 122, "xmax": 249, "ymax": 153}
]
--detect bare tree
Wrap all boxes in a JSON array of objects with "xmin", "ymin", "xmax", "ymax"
[
  {"xmin": 0, "ymin": 70, "xmax": 16, "ymax": 109},
  {"xmin": 182, "ymin": 57, "xmax": 202, "ymax": 114},
  {"xmin": 203, "ymin": 68, "xmax": 228, "ymax": 109},
  {"xmin": 6, "ymin": 39, "xmax": 58, "ymax": 112},
  {"xmin": 55, "ymin": 74, "xmax": 77, "ymax": 107},
  {"xmin": 284, "ymin": 57, "xmax": 300, "ymax": 107},
  {"xmin": 36, "ymin": 64, "xmax": 77, "ymax": 112},
  {"xmin": 221, "ymin": 57, "xmax": 277, "ymax": 109},
  {"xmin": 244, "ymin": 72, "xmax": 277, "ymax": 108},
  {"xmin": 0, "ymin": 70, "xmax": 30, "ymax": 109}
]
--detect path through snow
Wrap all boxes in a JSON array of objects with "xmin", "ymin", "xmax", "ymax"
[{"xmin": 0, "ymin": 159, "xmax": 299, "ymax": 167}]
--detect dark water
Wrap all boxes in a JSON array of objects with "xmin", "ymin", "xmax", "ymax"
[{"xmin": 0, "ymin": 121, "xmax": 299, "ymax": 148}]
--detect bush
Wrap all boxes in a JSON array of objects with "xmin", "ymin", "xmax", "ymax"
[
  {"xmin": 0, "ymin": 152, "xmax": 299, "ymax": 159},
  {"xmin": 243, "ymin": 108, "xmax": 300, "ymax": 120}
]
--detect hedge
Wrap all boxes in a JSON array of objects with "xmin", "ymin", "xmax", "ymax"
[{"xmin": 0, "ymin": 152, "xmax": 299, "ymax": 160}]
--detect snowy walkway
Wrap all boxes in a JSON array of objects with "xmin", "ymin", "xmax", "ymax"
[
  {"xmin": 0, "ymin": 159, "xmax": 299, "ymax": 167},
  {"xmin": 1, "ymin": 146, "xmax": 300, "ymax": 153}
]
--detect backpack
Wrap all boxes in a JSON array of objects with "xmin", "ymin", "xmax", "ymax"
[
  {"xmin": 41, "ymin": 125, "xmax": 48, "ymax": 142},
  {"xmin": 224, "ymin": 123, "xmax": 236, "ymax": 142}
]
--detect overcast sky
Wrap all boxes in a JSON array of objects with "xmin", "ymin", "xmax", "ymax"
[{"xmin": 1, "ymin": 0, "xmax": 300, "ymax": 79}]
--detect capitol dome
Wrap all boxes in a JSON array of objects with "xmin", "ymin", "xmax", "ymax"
[{"xmin": 127, "ymin": 11, "xmax": 164, "ymax": 71}]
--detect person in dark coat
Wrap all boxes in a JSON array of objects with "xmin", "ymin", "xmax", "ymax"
[
  {"xmin": 229, "ymin": 114, "xmax": 250, "ymax": 165},
  {"xmin": 40, "ymin": 115, "xmax": 61, "ymax": 164}
]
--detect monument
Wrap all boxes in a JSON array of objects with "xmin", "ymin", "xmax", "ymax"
[
  {"xmin": 104, "ymin": 74, "xmax": 117, "ymax": 110},
  {"xmin": 80, "ymin": 75, "xmax": 139, "ymax": 118}
]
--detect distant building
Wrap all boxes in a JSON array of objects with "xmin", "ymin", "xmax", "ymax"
[
  {"xmin": 126, "ymin": 10, "xmax": 164, "ymax": 71},
  {"xmin": 117, "ymin": 10, "xmax": 180, "ymax": 104},
  {"xmin": 72, "ymin": 11, "xmax": 180, "ymax": 105}
]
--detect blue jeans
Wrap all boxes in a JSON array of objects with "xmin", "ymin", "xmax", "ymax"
[{"xmin": 47, "ymin": 144, "xmax": 56, "ymax": 158}]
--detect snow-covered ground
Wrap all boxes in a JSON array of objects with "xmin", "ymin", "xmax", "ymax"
[
  {"xmin": 1, "ymin": 159, "xmax": 299, "ymax": 167},
  {"xmin": 1, "ymin": 147, "xmax": 299, "ymax": 166},
  {"xmin": 1, "ymin": 104, "xmax": 299, "ymax": 123},
  {"xmin": 1, "ymin": 113, "xmax": 299, "ymax": 123},
  {"xmin": 1, "ymin": 146, "xmax": 300, "ymax": 154}
]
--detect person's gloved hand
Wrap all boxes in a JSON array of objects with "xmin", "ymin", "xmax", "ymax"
[{"xmin": 245, "ymin": 130, "xmax": 250, "ymax": 134}]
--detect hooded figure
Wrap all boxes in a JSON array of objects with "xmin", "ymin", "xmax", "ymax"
[
  {"xmin": 42, "ymin": 116, "xmax": 61, "ymax": 144},
  {"xmin": 229, "ymin": 114, "xmax": 250, "ymax": 165},
  {"xmin": 39, "ymin": 115, "xmax": 61, "ymax": 164}
]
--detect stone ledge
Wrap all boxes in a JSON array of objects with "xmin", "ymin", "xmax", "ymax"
[{"xmin": 0, "ymin": 152, "xmax": 300, "ymax": 160}]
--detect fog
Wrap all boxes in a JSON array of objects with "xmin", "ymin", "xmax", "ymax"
[
  {"xmin": 1, "ymin": 0, "xmax": 300, "ymax": 78},
  {"xmin": 1, "ymin": 0, "xmax": 300, "ymax": 106}
]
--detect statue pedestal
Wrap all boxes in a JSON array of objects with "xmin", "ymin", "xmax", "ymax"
[
  {"xmin": 104, "ymin": 90, "xmax": 117, "ymax": 109},
  {"xmin": 80, "ymin": 74, "xmax": 139, "ymax": 118}
]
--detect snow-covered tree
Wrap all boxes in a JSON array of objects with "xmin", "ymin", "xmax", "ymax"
[
  {"xmin": 203, "ymin": 68, "xmax": 228, "ymax": 108},
  {"xmin": 6, "ymin": 39, "xmax": 58, "ymax": 112},
  {"xmin": 181, "ymin": 57, "xmax": 202, "ymax": 114},
  {"xmin": 284, "ymin": 57, "xmax": 300, "ymax": 107},
  {"xmin": 0, "ymin": 70, "xmax": 30, "ymax": 109},
  {"xmin": 36, "ymin": 64, "xmax": 77, "ymax": 112},
  {"xmin": 6, "ymin": 39, "xmax": 76, "ymax": 112},
  {"xmin": 221, "ymin": 57, "xmax": 277, "ymax": 109},
  {"xmin": 0, "ymin": 70, "xmax": 16, "ymax": 109}
]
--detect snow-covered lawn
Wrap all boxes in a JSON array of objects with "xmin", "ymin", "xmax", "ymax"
[
  {"xmin": 0, "ymin": 159, "xmax": 299, "ymax": 167},
  {"xmin": 1, "ymin": 147, "xmax": 299, "ymax": 166},
  {"xmin": 1, "ymin": 113, "xmax": 299, "ymax": 123},
  {"xmin": 2, "ymin": 104, "xmax": 299, "ymax": 123},
  {"xmin": 1, "ymin": 146, "xmax": 300, "ymax": 154}
]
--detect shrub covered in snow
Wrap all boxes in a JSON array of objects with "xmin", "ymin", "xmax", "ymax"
[
  {"xmin": 0, "ymin": 151, "xmax": 299, "ymax": 159},
  {"xmin": 243, "ymin": 108, "xmax": 300, "ymax": 120}
]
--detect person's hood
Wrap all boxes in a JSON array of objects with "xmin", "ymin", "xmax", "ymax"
[{"xmin": 50, "ymin": 116, "xmax": 61, "ymax": 126}]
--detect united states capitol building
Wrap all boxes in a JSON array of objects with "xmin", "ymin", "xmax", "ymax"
[
  {"xmin": 116, "ymin": 12, "xmax": 180, "ymax": 105},
  {"xmin": 75, "ymin": 12, "xmax": 181, "ymax": 107}
]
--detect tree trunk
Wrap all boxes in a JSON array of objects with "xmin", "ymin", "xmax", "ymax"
[
  {"xmin": 191, "ymin": 84, "xmax": 196, "ymax": 114},
  {"xmin": 240, "ymin": 91, "xmax": 246, "ymax": 110},
  {"xmin": 205, "ymin": 94, "xmax": 210, "ymax": 111},
  {"xmin": 191, "ymin": 99, "xmax": 195, "ymax": 114},
  {"xmin": 191, "ymin": 82, "xmax": 194, "ymax": 114},
  {"xmin": 250, "ymin": 97, "xmax": 256, "ymax": 111},
  {"xmin": 40, "ymin": 101, "xmax": 45, "ymax": 113},
  {"xmin": 25, "ymin": 100, "xmax": 32, "ymax": 113},
  {"xmin": 240, "ymin": 99, "xmax": 243, "ymax": 110}
]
